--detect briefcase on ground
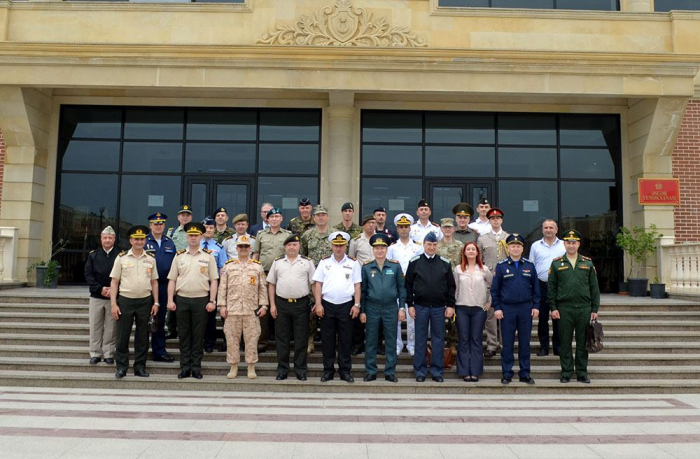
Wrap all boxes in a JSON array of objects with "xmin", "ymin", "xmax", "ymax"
[{"xmin": 586, "ymin": 319, "xmax": 604, "ymax": 353}]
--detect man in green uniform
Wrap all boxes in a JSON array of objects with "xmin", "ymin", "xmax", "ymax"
[
  {"xmin": 452, "ymin": 202, "xmax": 479, "ymax": 244},
  {"xmin": 360, "ymin": 234, "xmax": 406, "ymax": 383},
  {"xmin": 288, "ymin": 198, "xmax": 315, "ymax": 236},
  {"xmin": 547, "ymin": 229, "xmax": 600, "ymax": 384},
  {"xmin": 213, "ymin": 206, "xmax": 235, "ymax": 244},
  {"xmin": 333, "ymin": 202, "xmax": 362, "ymax": 239}
]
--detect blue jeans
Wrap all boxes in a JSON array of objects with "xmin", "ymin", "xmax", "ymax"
[
  {"xmin": 455, "ymin": 306, "xmax": 487, "ymax": 377},
  {"xmin": 500, "ymin": 303, "xmax": 533, "ymax": 379},
  {"xmin": 413, "ymin": 305, "xmax": 445, "ymax": 378}
]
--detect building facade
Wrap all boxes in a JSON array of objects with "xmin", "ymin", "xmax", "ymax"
[{"xmin": 0, "ymin": 0, "xmax": 699, "ymax": 289}]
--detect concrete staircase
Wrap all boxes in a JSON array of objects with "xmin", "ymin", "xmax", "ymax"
[{"xmin": 0, "ymin": 287, "xmax": 698, "ymax": 393}]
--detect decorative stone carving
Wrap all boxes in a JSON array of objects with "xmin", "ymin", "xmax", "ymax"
[{"xmin": 257, "ymin": 0, "xmax": 428, "ymax": 48}]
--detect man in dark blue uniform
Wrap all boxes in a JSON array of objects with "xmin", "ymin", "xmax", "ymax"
[
  {"xmin": 145, "ymin": 212, "xmax": 177, "ymax": 363},
  {"xmin": 373, "ymin": 207, "xmax": 397, "ymax": 244},
  {"xmin": 492, "ymin": 233, "xmax": 540, "ymax": 384}
]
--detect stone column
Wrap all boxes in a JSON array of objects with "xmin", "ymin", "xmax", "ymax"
[
  {"xmin": 622, "ymin": 0, "xmax": 653, "ymax": 12},
  {"xmin": 323, "ymin": 91, "xmax": 357, "ymax": 224}
]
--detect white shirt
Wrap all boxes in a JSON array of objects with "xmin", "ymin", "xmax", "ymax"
[
  {"xmin": 469, "ymin": 218, "xmax": 492, "ymax": 236},
  {"xmin": 222, "ymin": 233, "xmax": 252, "ymax": 260},
  {"xmin": 312, "ymin": 254, "xmax": 361, "ymax": 304},
  {"xmin": 529, "ymin": 237, "xmax": 566, "ymax": 282},
  {"xmin": 387, "ymin": 239, "xmax": 424, "ymax": 274},
  {"xmin": 409, "ymin": 220, "xmax": 443, "ymax": 243}
]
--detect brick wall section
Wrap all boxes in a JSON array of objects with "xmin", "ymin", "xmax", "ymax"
[
  {"xmin": 673, "ymin": 99, "xmax": 700, "ymax": 243},
  {"xmin": 0, "ymin": 128, "xmax": 5, "ymax": 217}
]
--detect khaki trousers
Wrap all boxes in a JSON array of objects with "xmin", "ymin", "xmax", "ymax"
[
  {"xmin": 225, "ymin": 314, "xmax": 261, "ymax": 365},
  {"xmin": 89, "ymin": 297, "xmax": 117, "ymax": 358}
]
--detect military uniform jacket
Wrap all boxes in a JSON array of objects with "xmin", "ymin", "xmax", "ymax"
[
  {"xmin": 333, "ymin": 222, "xmax": 362, "ymax": 239},
  {"xmin": 477, "ymin": 230, "xmax": 510, "ymax": 272},
  {"xmin": 491, "ymin": 257, "xmax": 540, "ymax": 311},
  {"xmin": 386, "ymin": 239, "xmax": 423, "ymax": 274},
  {"xmin": 375, "ymin": 226, "xmax": 397, "ymax": 244},
  {"xmin": 217, "ymin": 258, "xmax": 269, "ymax": 315},
  {"xmin": 360, "ymin": 260, "xmax": 406, "ymax": 314},
  {"xmin": 167, "ymin": 248, "xmax": 219, "ymax": 298},
  {"xmin": 409, "ymin": 220, "xmax": 443, "ymax": 243},
  {"xmin": 252, "ymin": 227, "xmax": 291, "ymax": 272},
  {"xmin": 109, "ymin": 249, "xmax": 158, "ymax": 299},
  {"xmin": 547, "ymin": 254, "xmax": 600, "ymax": 313},
  {"xmin": 348, "ymin": 233, "xmax": 374, "ymax": 265},
  {"xmin": 288, "ymin": 217, "xmax": 315, "ymax": 236},
  {"xmin": 405, "ymin": 254, "xmax": 456, "ymax": 308},
  {"xmin": 84, "ymin": 248, "xmax": 118, "ymax": 299},
  {"xmin": 145, "ymin": 233, "xmax": 177, "ymax": 282},
  {"xmin": 454, "ymin": 227, "xmax": 479, "ymax": 245},
  {"xmin": 214, "ymin": 226, "xmax": 235, "ymax": 245},
  {"xmin": 300, "ymin": 227, "xmax": 332, "ymax": 266},
  {"xmin": 167, "ymin": 225, "xmax": 188, "ymax": 251},
  {"xmin": 437, "ymin": 239, "xmax": 464, "ymax": 267},
  {"xmin": 200, "ymin": 238, "xmax": 227, "ymax": 269}
]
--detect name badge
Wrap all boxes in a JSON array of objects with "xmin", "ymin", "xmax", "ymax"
[
  {"xmin": 503, "ymin": 274, "xmax": 514, "ymax": 278},
  {"xmin": 164, "ymin": 247, "xmax": 174, "ymax": 253},
  {"xmin": 250, "ymin": 276, "xmax": 256, "ymax": 285},
  {"xmin": 386, "ymin": 269, "xmax": 394, "ymax": 275}
]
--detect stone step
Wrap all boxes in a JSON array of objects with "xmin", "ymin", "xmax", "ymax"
[
  {"xmin": 0, "ymin": 295, "xmax": 88, "ymax": 305},
  {"xmin": 0, "ymin": 303, "xmax": 90, "ymax": 314}
]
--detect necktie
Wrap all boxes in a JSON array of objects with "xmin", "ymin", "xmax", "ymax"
[{"xmin": 204, "ymin": 240, "xmax": 209, "ymax": 250}]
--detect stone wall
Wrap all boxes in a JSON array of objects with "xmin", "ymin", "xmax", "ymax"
[
  {"xmin": 0, "ymin": 128, "xmax": 4, "ymax": 216},
  {"xmin": 673, "ymin": 99, "xmax": 700, "ymax": 243}
]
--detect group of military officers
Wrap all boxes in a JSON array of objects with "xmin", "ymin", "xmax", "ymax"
[{"xmin": 85, "ymin": 196, "xmax": 599, "ymax": 383}]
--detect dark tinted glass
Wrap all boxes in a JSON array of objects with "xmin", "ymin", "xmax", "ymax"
[
  {"xmin": 259, "ymin": 110, "xmax": 320, "ymax": 141},
  {"xmin": 498, "ymin": 114, "xmax": 556, "ymax": 146},
  {"xmin": 560, "ymin": 115, "xmax": 619, "ymax": 148},
  {"xmin": 655, "ymin": 0, "xmax": 700, "ymax": 11},
  {"xmin": 498, "ymin": 147, "xmax": 557, "ymax": 178},
  {"xmin": 61, "ymin": 140, "xmax": 120, "ymax": 171},
  {"xmin": 122, "ymin": 142, "xmax": 183, "ymax": 173},
  {"xmin": 119, "ymin": 175, "xmax": 182, "ymax": 239},
  {"xmin": 362, "ymin": 178, "xmax": 422, "ymax": 225},
  {"xmin": 258, "ymin": 177, "xmax": 319, "ymax": 217},
  {"xmin": 259, "ymin": 144, "xmax": 319, "ymax": 174},
  {"xmin": 124, "ymin": 109, "xmax": 184, "ymax": 140},
  {"xmin": 498, "ymin": 180, "xmax": 558, "ymax": 244},
  {"xmin": 215, "ymin": 183, "xmax": 249, "ymax": 217},
  {"xmin": 439, "ymin": 0, "xmax": 489, "ymax": 5},
  {"xmin": 492, "ymin": 0, "xmax": 553, "ymax": 8},
  {"xmin": 362, "ymin": 145, "xmax": 422, "ymax": 176},
  {"xmin": 61, "ymin": 107, "xmax": 121, "ymax": 139},
  {"xmin": 425, "ymin": 113, "xmax": 495, "ymax": 144},
  {"xmin": 432, "ymin": 186, "xmax": 466, "ymax": 223},
  {"xmin": 186, "ymin": 110, "xmax": 256, "ymax": 141},
  {"xmin": 560, "ymin": 148, "xmax": 615, "ymax": 179},
  {"xmin": 425, "ymin": 146, "xmax": 495, "ymax": 177},
  {"xmin": 561, "ymin": 181, "xmax": 617, "ymax": 220},
  {"xmin": 363, "ymin": 112, "xmax": 422, "ymax": 143},
  {"xmin": 557, "ymin": 0, "xmax": 618, "ymax": 10},
  {"xmin": 185, "ymin": 143, "xmax": 255, "ymax": 174}
]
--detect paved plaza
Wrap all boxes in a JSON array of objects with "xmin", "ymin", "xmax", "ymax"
[{"xmin": 1, "ymin": 387, "xmax": 700, "ymax": 458}]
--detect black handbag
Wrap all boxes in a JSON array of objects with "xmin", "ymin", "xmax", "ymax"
[
  {"xmin": 586, "ymin": 319, "xmax": 604, "ymax": 353},
  {"xmin": 148, "ymin": 314, "xmax": 160, "ymax": 334}
]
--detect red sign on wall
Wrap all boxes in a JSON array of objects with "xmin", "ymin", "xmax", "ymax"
[{"xmin": 638, "ymin": 178, "xmax": 680, "ymax": 206}]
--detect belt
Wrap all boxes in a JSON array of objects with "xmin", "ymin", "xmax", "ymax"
[{"xmin": 276, "ymin": 295, "xmax": 305, "ymax": 303}]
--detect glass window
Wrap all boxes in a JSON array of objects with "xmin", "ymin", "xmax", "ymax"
[
  {"xmin": 124, "ymin": 108, "xmax": 184, "ymax": 140},
  {"xmin": 439, "ymin": 0, "xmax": 489, "ymax": 6},
  {"xmin": 363, "ymin": 112, "xmax": 422, "ymax": 144},
  {"xmin": 119, "ymin": 175, "xmax": 182, "ymax": 239},
  {"xmin": 560, "ymin": 115, "xmax": 619, "ymax": 148},
  {"xmin": 561, "ymin": 181, "xmax": 617, "ymax": 220},
  {"xmin": 492, "ymin": 0, "xmax": 553, "ymax": 8},
  {"xmin": 122, "ymin": 142, "xmax": 183, "ymax": 173},
  {"xmin": 425, "ymin": 113, "xmax": 495, "ymax": 145},
  {"xmin": 257, "ymin": 177, "xmax": 319, "ymax": 217},
  {"xmin": 259, "ymin": 144, "xmax": 319, "ymax": 175},
  {"xmin": 498, "ymin": 180, "xmax": 558, "ymax": 245},
  {"xmin": 438, "ymin": 0, "xmax": 618, "ymax": 9},
  {"xmin": 259, "ymin": 110, "xmax": 320, "ymax": 142},
  {"xmin": 560, "ymin": 148, "xmax": 616, "ymax": 180},
  {"xmin": 425, "ymin": 146, "xmax": 495, "ymax": 177},
  {"xmin": 185, "ymin": 143, "xmax": 256, "ymax": 174},
  {"xmin": 61, "ymin": 107, "xmax": 122, "ymax": 139},
  {"xmin": 363, "ymin": 145, "xmax": 422, "ymax": 176},
  {"xmin": 498, "ymin": 147, "xmax": 557, "ymax": 178},
  {"xmin": 215, "ymin": 182, "xmax": 249, "ymax": 217},
  {"xmin": 557, "ymin": 0, "xmax": 618, "ymax": 10},
  {"xmin": 655, "ymin": 0, "xmax": 700, "ymax": 11},
  {"xmin": 498, "ymin": 114, "xmax": 556, "ymax": 146},
  {"xmin": 186, "ymin": 109, "xmax": 257, "ymax": 141},
  {"xmin": 361, "ymin": 178, "xmax": 422, "ymax": 225},
  {"xmin": 61, "ymin": 140, "xmax": 120, "ymax": 172}
]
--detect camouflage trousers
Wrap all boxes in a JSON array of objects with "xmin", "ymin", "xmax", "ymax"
[{"xmin": 225, "ymin": 314, "xmax": 261, "ymax": 365}]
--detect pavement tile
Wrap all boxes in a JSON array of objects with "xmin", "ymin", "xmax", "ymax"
[
  {"xmin": 292, "ymin": 442, "xmax": 368, "ymax": 459},
  {"xmin": 440, "ymin": 444, "xmax": 518, "ymax": 459},
  {"xmin": 367, "ymin": 443, "xmax": 442, "ymax": 458},
  {"xmin": 507, "ymin": 444, "xmax": 601, "ymax": 459},
  {"xmin": 586, "ymin": 444, "xmax": 676, "ymax": 459},
  {"xmin": 135, "ymin": 440, "xmax": 225, "ymax": 459}
]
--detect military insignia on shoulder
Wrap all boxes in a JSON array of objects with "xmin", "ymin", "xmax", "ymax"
[
  {"xmin": 223, "ymin": 236, "xmax": 233, "ymax": 242},
  {"xmin": 301, "ymin": 256, "xmax": 312, "ymax": 261},
  {"xmin": 176, "ymin": 249, "xmax": 186, "ymax": 255},
  {"xmin": 388, "ymin": 259, "xmax": 399, "ymax": 264},
  {"xmin": 409, "ymin": 255, "xmax": 421, "ymax": 262},
  {"xmin": 522, "ymin": 257, "xmax": 531, "ymax": 263},
  {"xmin": 146, "ymin": 252, "xmax": 155, "ymax": 258},
  {"xmin": 118, "ymin": 250, "xmax": 127, "ymax": 257},
  {"xmin": 431, "ymin": 222, "xmax": 439, "ymax": 227},
  {"xmin": 415, "ymin": 241, "xmax": 422, "ymax": 246},
  {"xmin": 251, "ymin": 259, "xmax": 261, "ymax": 264},
  {"xmin": 498, "ymin": 259, "xmax": 507, "ymax": 264},
  {"xmin": 363, "ymin": 260, "xmax": 373, "ymax": 265},
  {"xmin": 347, "ymin": 256, "xmax": 356, "ymax": 261},
  {"xmin": 89, "ymin": 249, "xmax": 97, "ymax": 254},
  {"xmin": 203, "ymin": 248, "xmax": 212, "ymax": 254},
  {"xmin": 439, "ymin": 256, "xmax": 451, "ymax": 264},
  {"xmin": 322, "ymin": 255, "xmax": 332, "ymax": 260},
  {"xmin": 553, "ymin": 256, "xmax": 563, "ymax": 262},
  {"xmin": 275, "ymin": 256, "xmax": 284, "ymax": 261},
  {"xmin": 582, "ymin": 255, "xmax": 592, "ymax": 261},
  {"xmin": 225, "ymin": 259, "xmax": 238, "ymax": 265}
]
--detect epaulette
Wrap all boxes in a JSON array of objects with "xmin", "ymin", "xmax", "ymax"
[
  {"xmin": 363, "ymin": 260, "xmax": 374, "ymax": 265},
  {"xmin": 582, "ymin": 255, "xmax": 592, "ymax": 261},
  {"xmin": 146, "ymin": 252, "xmax": 155, "ymax": 258},
  {"xmin": 347, "ymin": 256, "xmax": 356, "ymax": 261},
  {"xmin": 225, "ymin": 259, "xmax": 238, "ymax": 265},
  {"xmin": 251, "ymin": 259, "xmax": 261, "ymax": 264},
  {"xmin": 301, "ymin": 256, "xmax": 312, "ymax": 261},
  {"xmin": 118, "ymin": 250, "xmax": 127, "ymax": 257},
  {"xmin": 275, "ymin": 256, "xmax": 284, "ymax": 261},
  {"xmin": 353, "ymin": 234, "xmax": 361, "ymax": 240},
  {"xmin": 215, "ymin": 242, "xmax": 223, "ymax": 248},
  {"xmin": 203, "ymin": 248, "xmax": 212, "ymax": 254},
  {"xmin": 223, "ymin": 236, "xmax": 233, "ymax": 242},
  {"xmin": 89, "ymin": 249, "xmax": 97, "ymax": 254},
  {"xmin": 176, "ymin": 249, "xmax": 186, "ymax": 255},
  {"xmin": 167, "ymin": 227, "xmax": 174, "ymax": 232},
  {"xmin": 322, "ymin": 255, "xmax": 332, "ymax": 260},
  {"xmin": 439, "ymin": 256, "xmax": 451, "ymax": 264},
  {"xmin": 498, "ymin": 259, "xmax": 508, "ymax": 264},
  {"xmin": 409, "ymin": 255, "xmax": 421, "ymax": 262},
  {"xmin": 522, "ymin": 257, "xmax": 531, "ymax": 263},
  {"xmin": 388, "ymin": 259, "xmax": 399, "ymax": 264},
  {"xmin": 415, "ymin": 241, "xmax": 422, "ymax": 245},
  {"xmin": 553, "ymin": 256, "xmax": 563, "ymax": 262},
  {"xmin": 431, "ymin": 222, "xmax": 439, "ymax": 227}
]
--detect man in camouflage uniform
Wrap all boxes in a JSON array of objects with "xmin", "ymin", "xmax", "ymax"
[
  {"xmin": 436, "ymin": 217, "xmax": 463, "ymax": 353},
  {"xmin": 217, "ymin": 235, "xmax": 269, "ymax": 380},
  {"xmin": 333, "ymin": 202, "xmax": 362, "ymax": 239},
  {"xmin": 452, "ymin": 203, "xmax": 479, "ymax": 245},
  {"xmin": 300, "ymin": 204, "xmax": 332, "ymax": 353},
  {"xmin": 288, "ymin": 198, "xmax": 315, "ymax": 236}
]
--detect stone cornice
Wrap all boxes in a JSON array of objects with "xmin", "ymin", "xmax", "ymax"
[{"xmin": 6, "ymin": 0, "xmax": 253, "ymax": 13}]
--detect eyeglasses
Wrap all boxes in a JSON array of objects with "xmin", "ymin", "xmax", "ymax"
[{"xmin": 152, "ymin": 222, "xmax": 165, "ymax": 225}]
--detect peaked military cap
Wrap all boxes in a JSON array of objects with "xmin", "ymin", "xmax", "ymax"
[
  {"xmin": 127, "ymin": 225, "xmax": 149, "ymax": 239},
  {"xmin": 452, "ymin": 202, "xmax": 474, "ymax": 217},
  {"xmin": 148, "ymin": 213, "xmax": 167, "ymax": 223},
  {"xmin": 284, "ymin": 234, "xmax": 300, "ymax": 246},
  {"xmin": 424, "ymin": 232, "xmax": 438, "ymax": 243},
  {"xmin": 101, "ymin": 226, "xmax": 115, "ymax": 236},
  {"xmin": 177, "ymin": 204, "xmax": 193, "ymax": 215},
  {"xmin": 394, "ymin": 213, "xmax": 414, "ymax": 226},
  {"xmin": 328, "ymin": 231, "xmax": 350, "ymax": 246},
  {"xmin": 201, "ymin": 217, "xmax": 215, "ymax": 226},
  {"xmin": 232, "ymin": 213, "xmax": 249, "ymax": 225},
  {"xmin": 267, "ymin": 207, "xmax": 282, "ymax": 218},
  {"xmin": 313, "ymin": 205, "xmax": 328, "ymax": 216},
  {"xmin": 440, "ymin": 218, "xmax": 455, "ymax": 228},
  {"xmin": 341, "ymin": 202, "xmax": 354, "ymax": 211},
  {"xmin": 369, "ymin": 233, "xmax": 390, "ymax": 247},
  {"xmin": 299, "ymin": 198, "xmax": 312, "ymax": 207},
  {"xmin": 213, "ymin": 206, "xmax": 228, "ymax": 216},
  {"xmin": 236, "ymin": 235, "xmax": 252, "ymax": 246},
  {"xmin": 562, "ymin": 229, "xmax": 582, "ymax": 241},
  {"xmin": 184, "ymin": 222, "xmax": 205, "ymax": 235},
  {"xmin": 487, "ymin": 207, "xmax": 504, "ymax": 219},
  {"xmin": 361, "ymin": 214, "xmax": 376, "ymax": 226},
  {"xmin": 506, "ymin": 233, "xmax": 525, "ymax": 246},
  {"xmin": 417, "ymin": 199, "xmax": 430, "ymax": 209}
]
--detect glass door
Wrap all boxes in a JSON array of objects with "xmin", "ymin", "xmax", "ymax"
[
  {"xmin": 185, "ymin": 177, "xmax": 253, "ymax": 222},
  {"xmin": 426, "ymin": 180, "xmax": 494, "ymax": 221}
]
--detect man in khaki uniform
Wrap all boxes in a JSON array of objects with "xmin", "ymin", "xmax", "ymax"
[
  {"xmin": 109, "ymin": 225, "xmax": 159, "ymax": 379},
  {"xmin": 349, "ymin": 215, "xmax": 377, "ymax": 265},
  {"xmin": 218, "ymin": 235, "xmax": 269, "ymax": 379},
  {"xmin": 165, "ymin": 205, "xmax": 193, "ymax": 339},
  {"xmin": 167, "ymin": 222, "xmax": 219, "ymax": 380}
]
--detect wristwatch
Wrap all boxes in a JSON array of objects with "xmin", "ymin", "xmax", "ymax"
[
  {"xmin": 154, "ymin": 302, "xmax": 160, "ymax": 306},
  {"xmin": 353, "ymin": 303, "xmax": 360, "ymax": 308}
]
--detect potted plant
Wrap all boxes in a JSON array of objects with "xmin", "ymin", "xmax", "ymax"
[
  {"xmin": 615, "ymin": 224, "xmax": 662, "ymax": 297},
  {"xmin": 650, "ymin": 276, "xmax": 666, "ymax": 299},
  {"xmin": 27, "ymin": 240, "xmax": 67, "ymax": 289}
]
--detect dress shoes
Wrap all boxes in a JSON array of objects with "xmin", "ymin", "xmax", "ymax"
[
  {"xmin": 192, "ymin": 371, "xmax": 203, "ymax": 380},
  {"xmin": 115, "ymin": 369, "xmax": 126, "ymax": 379},
  {"xmin": 560, "ymin": 376, "xmax": 571, "ymax": 383},
  {"xmin": 134, "ymin": 370, "xmax": 149, "ymax": 378},
  {"xmin": 577, "ymin": 375, "xmax": 591, "ymax": 384},
  {"xmin": 204, "ymin": 347, "xmax": 214, "ymax": 354},
  {"xmin": 320, "ymin": 373, "xmax": 334, "ymax": 382},
  {"xmin": 553, "ymin": 349, "xmax": 560, "ymax": 356},
  {"xmin": 501, "ymin": 376, "xmax": 512, "ymax": 384},
  {"xmin": 416, "ymin": 376, "xmax": 426, "ymax": 382},
  {"xmin": 104, "ymin": 358, "xmax": 115, "ymax": 365},
  {"xmin": 377, "ymin": 348, "xmax": 385, "ymax": 356},
  {"xmin": 177, "ymin": 370, "xmax": 191, "ymax": 379},
  {"xmin": 484, "ymin": 349, "xmax": 497, "ymax": 358},
  {"xmin": 89, "ymin": 357, "xmax": 101, "ymax": 365},
  {"xmin": 153, "ymin": 354, "xmax": 175, "ymax": 363},
  {"xmin": 276, "ymin": 374, "xmax": 288, "ymax": 381},
  {"xmin": 340, "ymin": 373, "xmax": 354, "ymax": 383},
  {"xmin": 519, "ymin": 376, "xmax": 535, "ymax": 384},
  {"xmin": 351, "ymin": 346, "xmax": 364, "ymax": 356},
  {"xmin": 363, "ymin": 373, "xmax": 377, "ymax": 382},
  {"xmin": 164, "ymin": 333, "xmax": 178, "ymax": 340},
  {"xmin": 432, "ymin": 376, "xmax": 444, "ymax": 383},
  {"xmin": 536, "ymin": 348, "xmax": 549, "ymax": 356},
  {"xmin": 385, "ymin": 375, "xmax": 398, "ymax": 383},
  {"xmin": 257, "ymin": 346, "xmax": 267, "ymax": 354},
  {"xmin": 217, "ymin": 343, "xmax": 227, "ymax": 352},
  {"xmin": 297, "ymin": 374, "xmax": 307, "ymax": 381},
  {"xmin": 472, "ymin": 376, "xmax": 479, "ymax": 382}
]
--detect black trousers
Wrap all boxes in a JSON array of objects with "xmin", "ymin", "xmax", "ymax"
[
  {"xmin": 321, "ymin": 299, "xmax": 354, "ymax": 375},
  {"xmin": 204, "ymin": 308, "xmax": 218, "ymax": 350},
  {"xmin": 538, "ymin": 280, "xmax": 560, "ymax": 352},
  {"xmin": 351, "ymin": 316, "xmax": 365, "ymax": 350},
  {"xmin": 115, "ymin": 295, "xmax": 151, "ymax": 373},
  {"xmin": 274, "ymin": 295, "xmax": 310, "ymax": 377},
  {"xmin": 175, "ymin": 295, "xmax": 208, "ymax": 372}
]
